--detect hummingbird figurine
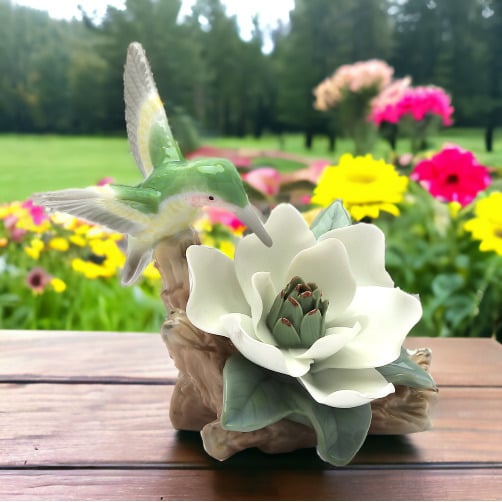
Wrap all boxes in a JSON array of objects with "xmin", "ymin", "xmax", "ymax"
[{"xmin": 33, "ymin": 42, "xmax": 272, "ymax": 286}]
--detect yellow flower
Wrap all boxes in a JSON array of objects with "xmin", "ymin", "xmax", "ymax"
[
  {"xmin": 48, "ymin": 237, "xmax": 70, "ymax": 252},
  {"xmin": 24, "ymin": 238, "xmax": 45, "ymax": 260},
  {"xmin": 218, "ymin": 240, "xmax": 236, "ymax": 259},
  {"xmin": 311, "ymin": 153, "xmax": 408, "ymax": 220},
  {"xmin": 50, "ymin": 277, "xmax": 67, "ymax": 293},
  {"xmin": 142, "ymin": 261, "xmax": 161, "ymax": 280},
  {"xmin": 69, "ymin": 235, "xmax": 87, "ymax": 247},
  {"xmin": 0, "ymin": 237, "xmax": 7, "ymax": 247},
  {"xmin": 50, "ymin": 212, "xmax": 79, "ymax": 230},
  {"xmin": 464, "ymin": 192, "xmax": 502, "ymax": 256},
  {"xmin": 71, "ymin": 258, "xmax": 109, "ymax": 279}
]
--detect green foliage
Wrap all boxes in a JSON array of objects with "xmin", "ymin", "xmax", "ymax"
[
  {"xmin": 222, "ymin": 353, "xmax": 372, "ymax": 466},
  {"xmin": 379, "ymin": 182, "xmax": 502, "ymax": 339}
]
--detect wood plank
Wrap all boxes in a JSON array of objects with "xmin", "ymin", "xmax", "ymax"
[
  {"xmin": 0, "ymin": 330, "xmax": 176, "ymax": 382},
  {"xmin": 2, "ymin": 331, "xmax": 502, "ymax": 386},
  {"xmin": 1, "ymin": 383, "xmax": 502, "ymax": 467},
  {"xmin": 405, "ymin": 336, "xmax": 502, "ymax": 387},
  {"xmin": 1, "ymin": 468, "xmax": 501, "ymax": 501}
]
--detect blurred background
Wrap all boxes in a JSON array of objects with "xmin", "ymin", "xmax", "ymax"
[
  {"xmin": 1, "ymin": 0, "xmax": 501, "ymax": 148},
  {"xmin": 2, "ymin": 0, "xmax": 502, "ymax": 339}
]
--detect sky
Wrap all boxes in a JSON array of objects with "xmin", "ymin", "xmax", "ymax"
[{"xmin": 12, "ymin": 0, "xmax": 294, "ymax": 51}]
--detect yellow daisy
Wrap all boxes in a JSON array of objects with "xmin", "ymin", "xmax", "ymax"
[
  {"xmin": 464, "ymin": 192, "xmax": 502, "ymax": 256},
  {"xmin": 311, "ymin": 153, "xmax": 408, "ymax": 220}
]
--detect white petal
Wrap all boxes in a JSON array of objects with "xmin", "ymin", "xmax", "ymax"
[
  {"xmin": 235, "ymin": 204, "xmax": 316, "ymax": 305},
  {"xmin": 248, "ymin": 271, "xmax": 277, "ymax": 345},
  {"xmin": 294, "ymin": 323, "xmax": 361, "ymax": 361},
  {"xmin": 186, "ymin": 245, "xmax": 248, "ymax": 334},
  {"xmin": 285, "ymin": 238, "xmax": 356, "ymax": 322},
  {"xmin": 319, "ymin": 286, "xmax": 422, "ymax": 369},
  {"xmin": 221, "ymin": 313, "xmax": 311, "ymax": 377},
  {"xmin": 299, "ymin": 367, "xmax": 395, "ymax": 408},
  {"xmin": 320, "ymin": 224, "xmax": 394, "ymax": 287}
]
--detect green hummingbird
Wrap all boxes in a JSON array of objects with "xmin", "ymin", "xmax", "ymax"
[{"xmin": 33, "ymin": 42, "xmax": 272, "ymax": 286}]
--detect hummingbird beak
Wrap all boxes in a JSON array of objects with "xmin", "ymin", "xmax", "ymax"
[{"xmin": 235, "ymin": 205, "xmax": 273, "ymax": 247}]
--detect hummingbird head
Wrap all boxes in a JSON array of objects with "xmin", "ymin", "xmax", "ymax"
[{"xmin": 184, "ymin": 158, "xmax": 272, "ymax": 247}]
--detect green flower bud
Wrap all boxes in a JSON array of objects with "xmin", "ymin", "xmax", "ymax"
[{"xmin": 266, "ymin": 276, "xmax": 328, "ymax": 348}]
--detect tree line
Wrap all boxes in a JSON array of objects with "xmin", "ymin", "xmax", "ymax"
[{"xmin": 1, "ymin": 0, "xmax": 501, "ymax": 147}]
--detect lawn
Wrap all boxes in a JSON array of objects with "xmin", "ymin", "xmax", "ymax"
[{"xmin": 0, "ymin": 128, "xmax": 501, "ymax": 203}]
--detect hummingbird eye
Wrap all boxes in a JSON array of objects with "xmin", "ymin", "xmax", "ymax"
[{"xmin": 208, "ymin": 195, "xmax": 215, "ymax": 201}]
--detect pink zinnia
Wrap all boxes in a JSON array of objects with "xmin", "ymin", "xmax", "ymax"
[
  {"xmin": 26, "ymin": 267, "xmax": 52, "ymax": 294},
  {"xmin": 411, "ymin": 146, "xmax": 491, "ymax": 206}
]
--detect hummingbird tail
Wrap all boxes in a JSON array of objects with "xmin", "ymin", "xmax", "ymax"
[{"xmin": 121, "ymin": 237, "xmax": 153, "ymax": 286}]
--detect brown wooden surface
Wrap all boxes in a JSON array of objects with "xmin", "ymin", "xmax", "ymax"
[{"xmin": 1, "ymin": 330, "xmax": 502, "ymax": 500}]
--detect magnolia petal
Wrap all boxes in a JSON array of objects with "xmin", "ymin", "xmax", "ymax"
[
  {"xmin": 285, "ymin": 238, "xmax": 356, "ymax": 322},
  {"xmin": 320, "ymin": 224, "xmax": 394, "ymax": 287},
  {"xmin": 291, "ymin": 323, "xmax": 361, "ymax": 361},
  {"xmin": 186, "ymin": 245, "xmax": 249, "ymax": 334},
  {"xmin": 221, "ymin": 313, "xmax": 311, "ymax": 377},
  {"xmin": 299, "ymin": 367, "xmax": 395, "ymax": 408},
  {"xmin": 235, "ymin": 204, "xmax": 316, "ymax": 305},
  {"xmin": 319, "ymin": 286, "xmax": 422, "ymax": 370},
  {"xmin": 249, "ymin": 271, "xmax": 277, "ymax": 345}
]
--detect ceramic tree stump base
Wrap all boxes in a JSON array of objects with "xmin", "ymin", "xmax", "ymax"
[{"xmin": 154, "ymin": 231, "xmax": 438, "ymax": 461}]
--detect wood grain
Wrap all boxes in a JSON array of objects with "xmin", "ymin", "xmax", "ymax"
[
  {"xmin": 2, "ymin": 333, "xmax": 502, "ymax": 500},
  {"xmin": 1, "ymin": 468, "xmax": 501, "ymax": 501},
  {"xmin": 0, "ymin": 330, "xmax": 176, "ymax": 382},
  {"xmin": 2, "ymin": 331, "xmax": 502, "ymax": 386},
  {"xmin": 1, "ymin": 383, "xmax": 502, "ymax": 467}
]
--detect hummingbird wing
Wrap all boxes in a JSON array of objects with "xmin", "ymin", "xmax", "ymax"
[
  {"xmin": 124, "ymin": 42, "xmax": 183, "ymax": 178},
  {"xmin": 32, "ymin": 185, "xmax": 161, "ymax": 235}
]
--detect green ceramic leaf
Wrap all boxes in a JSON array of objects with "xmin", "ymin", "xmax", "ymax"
[
  {"xmin": 377, "ymin": 347, "xmax": 436, "ymax": 389},
  {"xmin": 310, "ymin": 200, "xmax": 352, "ymax": 239},
  {"xmin": 221, "ymin": 354, "xmax": 372, "ymax": 466},
  {"xmin": 221, "ymin": 354, "xmax": 296, "ymax": 432}
]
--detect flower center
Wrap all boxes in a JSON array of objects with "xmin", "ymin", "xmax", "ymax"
[
  {"xmin": 347, "ymin": 172, "xmax": 377, "ymax": 184},
  {"xmin": 445, "ymin": 173, "xmax": 459, "ymax": 185},
  {"xmin": 266, "ymin": 276, "xmax": 329, "ymax": 349}
]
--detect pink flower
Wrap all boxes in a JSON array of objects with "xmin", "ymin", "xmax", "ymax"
[
  {"xmin": 4, "ymin": 215, "xmax": 26, "ymax": 242},
  {"xmin": 205, "ymin": 207, "xmax": 245, "ymax": 232},
  {"xmin": 314, "ymin": 60, "xmax": 394, "ymax": 110},
  {"xmin": 243, "ymin": 167, "xmax": 281, "ymax": 196},
  {"xmin": 22, "ymin": 200, "xmax": 48, "ymax": 226},
  {"xmin": 186, "ymin": 146, "xmax": 252, "ymax": 169},
  {"xmin": 97, "ymin": 176, "xmax": 115, "ymax": 186},
  {"xmin": 26, "ymin": 266, "xmax": 52, "ymax": 294},
  {"xmin": 411, "ymin": 145, "xmax": 491, "ymax": 206},
  {"xmin": 371, "ymin": 85, "xmax": 454, "ymax": 126}
]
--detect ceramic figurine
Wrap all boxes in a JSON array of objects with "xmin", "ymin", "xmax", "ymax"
[{"xmin": 34, "ymin": 43, "xmax": 437, "ymax": 467}]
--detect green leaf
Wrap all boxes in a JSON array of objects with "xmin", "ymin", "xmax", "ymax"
[
  {"xmin": 377, "ymin": 347, "xmax": 436, "ymax": 389},
  {"xmin": 221, "ymin": 354, "xmax": 372, "ymax": 466},
  {"xmin": 310, "ymin": 200, "xmax": 351, "ymax": 239},
  {"xmin": 221, "ymin": 354, "xmax": 294, "ymax": 431}
]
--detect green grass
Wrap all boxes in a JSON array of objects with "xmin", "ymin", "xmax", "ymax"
[
  {"xmin": 0, "ymin": 134, "xmax": 141, "ymax": 202},
  {"xmin": 1, "ymin": 128, "xmax": 501, "ymax": 202}
]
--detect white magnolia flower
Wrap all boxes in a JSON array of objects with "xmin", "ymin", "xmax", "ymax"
[{"xmin": 186, "ymin": 203, "xmax": 422, "ymax": 408}]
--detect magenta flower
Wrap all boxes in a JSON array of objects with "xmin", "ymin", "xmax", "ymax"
[
  {"xmin": 371, "ymin": 85, "xmax": 453, "ymax": 127},
  {"xmin": 26, "ymin": 267, "xmax": 52, "ymax": 294},
  {"xmin": 411, "ymin": 146, "xmax": 491, "ymax": 206},
  {"xmin": 205, "ymin": 207, "xmax": 245, "ymax": 232},
  {"xmin": 22, "ymin": 200, "xmax": 48, "ymax": 226}
]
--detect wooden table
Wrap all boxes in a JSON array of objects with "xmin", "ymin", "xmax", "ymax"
[{"xmin": 1, "ymin": 331, "xmax": 502, "ymax": 500}]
